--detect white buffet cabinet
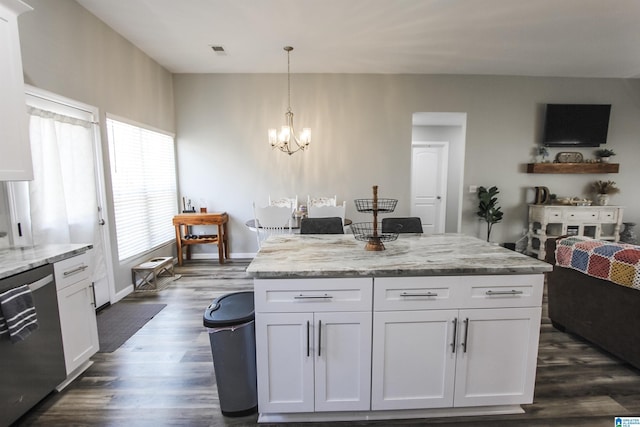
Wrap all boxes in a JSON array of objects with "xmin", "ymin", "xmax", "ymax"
[
  {"xmin": 526, "ymin": 204, "xmax": 623, "ymax": 260},
  {"xmin": 54, "ymin": 249, "xmax": 99, "ymax": 389}
]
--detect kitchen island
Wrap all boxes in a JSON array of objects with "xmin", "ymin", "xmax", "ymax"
[{"xmin": 246, "ymin": 234, "xmax": 552, "ymax": 423}]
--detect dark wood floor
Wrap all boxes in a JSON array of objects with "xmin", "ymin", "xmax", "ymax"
[{"xmin": 15, "ymin": 259, "xmax": 640, "ymax": 427}]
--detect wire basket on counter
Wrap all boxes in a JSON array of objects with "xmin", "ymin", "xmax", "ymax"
[
  {"xmin": 354, "ymin": 198, "xmax": 398, "ymax": 213},
  {"xmin": 350, "ymin": 222, "xmax": 399, "ymax": 243}
]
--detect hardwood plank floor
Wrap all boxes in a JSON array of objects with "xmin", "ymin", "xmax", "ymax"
[{"xmin": 15, "ymin": 260, "xmax": 640, "ymax": 426}]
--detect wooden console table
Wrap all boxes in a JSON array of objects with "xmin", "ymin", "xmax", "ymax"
[{"xmin": 173, "ymin": 212, "xmax": 229, "ymax": 265}]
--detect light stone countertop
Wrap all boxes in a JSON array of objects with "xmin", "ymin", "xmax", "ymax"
[
  {"xmin": 246, "ymin": 233, "xmax": 552, "ymax": 278},
  {"xmin": 0, "ymin": 244, "xmax": 93, "ymax": 280}
]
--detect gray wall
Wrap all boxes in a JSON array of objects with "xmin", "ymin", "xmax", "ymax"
[
  {"xmin": 15, "ymin": 0, "xmax": 640, "ymax": 289},
  {"xmin": 18, "ymin": 0, "xmax": 175, "ymax": 295},
  {"xmin": 174, "ymin": 73, "xmax": 640, "ymax": 254}
]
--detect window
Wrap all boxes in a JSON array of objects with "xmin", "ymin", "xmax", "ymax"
[{"xmin": 106, "ymin": 116, "xmax": 177, "ymax": 261}]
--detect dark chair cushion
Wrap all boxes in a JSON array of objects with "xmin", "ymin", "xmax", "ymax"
[
  {"xmin": 300, "ymin": 217, "xmax": 344, "ymax": 234},
  {"xmin": 382, "ymin": 217, "xmax": 424, "ymax": 233}
]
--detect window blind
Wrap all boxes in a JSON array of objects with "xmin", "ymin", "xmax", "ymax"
[{"xmin": 106, "ymin": 116, "xmax": 177, "ymax": 261}]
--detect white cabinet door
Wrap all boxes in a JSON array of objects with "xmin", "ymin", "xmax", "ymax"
[
  {"xmin": 0, "ymin": 0, "xmax": 33, "ymax": 181},
  {"xmin": 255, "ymin": 312, "xmax": 315, "ymax": 413},
  {"xmin": 314, "ymin": 311, "xmax": 371, "ymax": 412},
  {"xmin": 256, "ymin": 311, "xmax": 372, "ymax": 414},
  {"xmin": 453, "ymin": 307, "xmax": 541, "ymax": 407},
  {"xmin": 371, "ymin": 310, "xmax": 457, "ymax": 410},
  {"xmin": 57, "ymin": 279, "xmax": 99, "ymax": 374}
]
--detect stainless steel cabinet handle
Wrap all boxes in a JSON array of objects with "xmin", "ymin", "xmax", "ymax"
[
  {"xmin": 306, "ymin": 320, "xmax": 310, "ymax": 357},
  {"xmin": 462, "ymin": 318, "xmax": 470, "ymax": 353},
  {"xmin": 318, "ymin": 320, "xmax": 322, "ymax": 357},
  {"xmin": 294, "ymin": 294, "xmax": 333, "ymax": 299},
  {"xmin": 485, "ymin": 289, "xmax": 523, "ymax": 296},
  {"xmin": 451, "ymin": 318, "xmax": 458, "ymax": 354},
  {"xmin": 401, "ymin": 291, "xmax": 438, "ymax": 297},
  {"xmin": 63, "ymin": 265, "xmax": 89, "ymax": 277}
]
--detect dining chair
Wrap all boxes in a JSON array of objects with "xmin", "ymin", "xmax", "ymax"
[
  {"xmin": 300, "ymin": 217, "xmax": 344, "ymax": 234},
  {"xmin": 268, "ymin": 195, "xmax": 298, "ymax": 211},
  {"xmin": 253, "ymin": 203, "xmax": 293, "ymax": 248},
  {"xmin": 382, "ymin": 217, "xmax": 424, "ymax": 233},
  {"xmin": 307, "ymin": 201, "xmax": 346, "ymax": 221},
  {"xmin": 307, "ymin": 195, "xmax": 337, "ymax": 208}
]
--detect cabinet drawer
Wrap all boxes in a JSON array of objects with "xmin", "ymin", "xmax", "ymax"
[
  {"xmin": 545, "ymin": 209, "xmax": 564, "ymax": 221},
  {"xmin": 374, "ymin": 276, "xmax": 461, "ymax": 310},
  {"xmin": 566, "ymin": 210, "xmax": 599, "ymax": 221},
  {"xmin": 254, "ymin": 278, "xmax": 372, "ymax": 312},
  {"xmin": 54, "ymin": 251, "xmax": 91, "ymax": 291},
  {"xmin": 599, "ymin": 209, "xmax": 618, "ymax": 222},
  {"xmin": 459, "ymin": 275, "xmax": 544, "ymax": 309}
]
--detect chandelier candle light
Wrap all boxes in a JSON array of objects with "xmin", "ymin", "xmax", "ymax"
[{"xmin": 268, "ymin": 46, "xmax": 311, "ymax": 155}]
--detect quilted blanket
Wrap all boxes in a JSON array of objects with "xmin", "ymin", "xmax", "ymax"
[{"xmin": 555, "ymin": 236, "xmax": 640, "ymax": 290}]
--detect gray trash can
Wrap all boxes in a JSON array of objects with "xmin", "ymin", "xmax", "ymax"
[{"xmin": 203, "ymin": 291, "xmax": 257, "ymax": 417}]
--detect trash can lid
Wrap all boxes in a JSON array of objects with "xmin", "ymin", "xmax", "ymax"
[{"xmin": 203, "ymin": 291, "xmax": 255, "ymax": 328}]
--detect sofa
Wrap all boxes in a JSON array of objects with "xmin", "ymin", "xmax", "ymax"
[{"xmin": 545, "ymin": 237, "xmax": 640, "ymax": 370}]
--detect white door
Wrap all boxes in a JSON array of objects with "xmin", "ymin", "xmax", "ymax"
[
  {"xmin": 314, "ymin": 311, "xmax": 372, "ymax": 412},
  {"xmin": 411, "ymin": 143, "xmax": 448, "ymax": 234},
  {"xmin": 371, "ymin": 310, "xmax": 457, "ymax": 410},
  {"xmin": 255, "ymin": 312, "xmax": 315, "ymax": 413},
  {"xmin": 453, "ymin": 307, "xmax": 542, "ymax": 407},
  {"xmin": 21, "ymin": 87, "xmax": 114, "ymax": 309}
]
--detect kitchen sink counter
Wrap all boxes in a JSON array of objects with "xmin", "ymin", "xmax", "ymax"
[
  {"xmin": 0, "ymin": 243, "xmax": 93, "ymax": 279},
  {"xmin": 246, "ymin": 233, "xmax": 552, "ymax": 278}
]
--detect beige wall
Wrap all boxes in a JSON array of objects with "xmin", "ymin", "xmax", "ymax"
[
  {"xmin": 173, "ymin": 73, "xmax": 640, "ymax": 254},
  {"xmin": 18, "ymin": 0, "xmax": 175, "ymax": 295}
]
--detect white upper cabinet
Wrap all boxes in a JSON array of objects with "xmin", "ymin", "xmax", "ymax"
[{"xmin": 0, "ymin": 0, "xmax": 33, "ymax": 181}]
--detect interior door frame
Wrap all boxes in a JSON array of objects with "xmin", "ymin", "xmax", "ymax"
[
  {"xmin": 410, "ymin": 141, "xmax": 449, "ymax": 234},
  {"xmin": 23, "ymin": 85, "xmax": 116, "ymax": 307}
]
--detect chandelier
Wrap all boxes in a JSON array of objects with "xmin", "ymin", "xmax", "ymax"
[{"xmin": 268, "ymin": 46, "xmax": 311, "ymax": 155}]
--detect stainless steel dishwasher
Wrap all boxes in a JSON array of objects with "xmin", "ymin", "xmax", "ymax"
[{"xmin": 0, "ymin": 263, "xmax": 66, "ymax": 426}]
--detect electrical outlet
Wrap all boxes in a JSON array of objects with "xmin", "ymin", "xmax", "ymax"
[{"xmin": 469, "ymin": 185, "xmax": 478, "ymax": 193}]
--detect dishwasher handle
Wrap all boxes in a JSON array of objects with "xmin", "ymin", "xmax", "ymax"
[{"xmin": 28, "ymin": 274, "xmax": 54, "ymax": 292}]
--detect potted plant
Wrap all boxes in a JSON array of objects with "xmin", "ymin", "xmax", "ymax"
[
  {"xmin": 594, "ymin": 148, "xmax": 616, "ymax": 162},
  {"xmin": 536, "ymin": 146, "xmax": 549, "ymax": 163},
  {"xmin": 591, "ymin": 180, "xmax": 620, "ymax": 206},
  {"xmin": 476, "ymin": 186, "xmax": 504, "ymax": 242}
]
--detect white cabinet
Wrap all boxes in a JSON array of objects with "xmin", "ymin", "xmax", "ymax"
[
  {"xmin": 0, "ymin": 0, "xmax": 33, "ymax": 181},
  {"xmin": 54, "ymin": 250, "xmax": 98, "ymax": 380},
  {"xmin": 254, "ymin": 278, "xmax": 372, "ymax": 414},
  {"xmin": 253, "ymin": 273, "xmax": 544, "ymax": 421},
  {"xmin": 371, "ymin": 275, "xmax": 543, "ymax": 411},
  {"xmin": 526, "ymin": 204, "xmax": 624, "ymax": 260}
]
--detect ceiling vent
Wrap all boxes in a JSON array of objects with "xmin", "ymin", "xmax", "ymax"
[{"xmin": 210, "ymin": 45, "xmax": 226, "ymax": 55}]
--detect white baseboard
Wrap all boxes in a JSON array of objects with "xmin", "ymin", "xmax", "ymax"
[{"xmin": 189, "ymin": 252, "xmax": 256, "ymax": 260}]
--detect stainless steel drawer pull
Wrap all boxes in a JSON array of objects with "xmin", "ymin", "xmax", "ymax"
[
  {"xmin": 294, "ymin": 294, "xmax": 333, "ymax": 299},
  {"xmin": 401, "ymin": 291, "xmax": 438, "ymax": 297},
  {"xmin": 63, "ymin": 265, "xmax": 88, "ymax": 277},
  {"xmin": 486, "ymin": 289, "xmax": 523, "ymax": 295}
]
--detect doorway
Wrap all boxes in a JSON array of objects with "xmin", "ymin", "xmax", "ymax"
[
  {"xmin": 411, "ymin": 112, "xmax": 467, "ymax": 233},
  {"xmin": 14, "ymin": 86, "xmax": 115, "ymax": 309},
  {"xmin": 411, "ymin": 142, "xmax": 448, "ymax": 233}
]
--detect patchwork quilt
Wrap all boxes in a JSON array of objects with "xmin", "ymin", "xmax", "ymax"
[{"xmin": 555, "ymin": 236, "xmax": 640, "ymax": 290}]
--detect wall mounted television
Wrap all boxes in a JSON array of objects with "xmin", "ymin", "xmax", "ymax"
[{"xmin": 542, "ymin": 104, "xmax": 611, "ymax": 147}]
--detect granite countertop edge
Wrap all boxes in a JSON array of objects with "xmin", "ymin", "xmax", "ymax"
[{"xmin": 0, "ymin": 244, "xmax": 93, "ymax": 280}]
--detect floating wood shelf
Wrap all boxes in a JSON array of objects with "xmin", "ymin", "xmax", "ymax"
[{"xmin": 526, "ymin": 163, "xmax": 619, "ymax": 174}]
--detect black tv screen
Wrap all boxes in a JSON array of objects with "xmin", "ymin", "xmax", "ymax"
[{"xmin": 542, "ymin": 104, "xmax": 611, "ymax": 147}]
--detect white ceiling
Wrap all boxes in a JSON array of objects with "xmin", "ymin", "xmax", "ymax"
[{"xmin": 75, "ymin": 0, "xmax": 640, "ymax": 78}]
